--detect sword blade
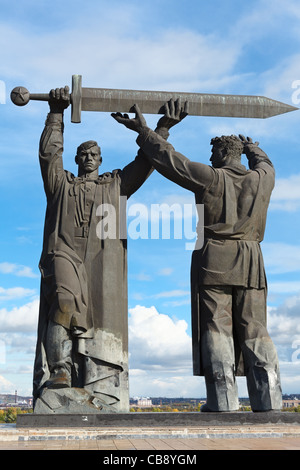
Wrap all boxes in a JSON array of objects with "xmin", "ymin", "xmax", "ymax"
[{"xmin": 81, "ymin": 87, "xmax": 298, "ymax": 119}]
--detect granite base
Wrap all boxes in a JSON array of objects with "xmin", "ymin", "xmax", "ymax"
[{"xmin": 17, "ymin": 411, "xmax": 300, "ymax": 428}]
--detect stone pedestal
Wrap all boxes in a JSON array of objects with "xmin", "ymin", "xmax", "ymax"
[{"xmin": 17, "ymin": 411, "xmax": 300, "ymax": 428}]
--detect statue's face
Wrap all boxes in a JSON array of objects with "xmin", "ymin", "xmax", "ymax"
[
  {"xmin": 210, "ymin": 145, "xmax": 226, "ymax": 168},
  {"xmin": 77, "ymin": 145, "xmax": 102, "ymax": 174}
]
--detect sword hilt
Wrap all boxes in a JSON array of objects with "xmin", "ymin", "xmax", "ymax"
[{"xmin": 10, "ymin": 75, "xmax": 82, "ymax": 123}]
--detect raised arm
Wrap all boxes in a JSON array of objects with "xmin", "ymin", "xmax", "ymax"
[
  {"xmin": 117, "ymin": 113, "xmax": 178, "ymax": 198},
  {"xmin": 239, "ymin": 134, "xmax": 274, "ymax": 172},
  {"xmin": 39, "ymin": 87, "xmax": 70, "ymax": 198},
  {"xmin": 117, "ymin": 150, "xmax": 153, "ymax": 198},
  {"xmin": 238, "ymin": 133, "xmax": 275, "ymax": 197},
  {"xmin": 112, "ymin": 100, "xmax": 214, "ymax": 193},
  {"xmin": 136, "ymin": 129, "xmax": 214, "ymax": 192},
  {"xmin": 113, "ymin": 99, "xmax": 187, "ymax": 197}
]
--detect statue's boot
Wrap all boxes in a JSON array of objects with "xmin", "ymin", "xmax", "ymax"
[
  {"xmin": 203, "ymin": 361, "xmax": 239, "ymax": 412},
  {"xmin": 201, "ymin": 330, "xmax": 239, "ymax": 412},
  {"xmin": 244, "ymin": 339, "xmax": 282, "ymax": 411},
  {"xmin": 45, "ymin": 320, "xmax": 72, "ymax": 389}
]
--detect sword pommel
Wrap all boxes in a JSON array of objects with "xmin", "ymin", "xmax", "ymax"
[{"xmin": 10, "ymin": 75, "xmax": 83, "ymax": 123}]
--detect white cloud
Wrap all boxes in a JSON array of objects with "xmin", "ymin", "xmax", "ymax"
[
  {"xmin": 129, "ymin": 305, "xmax": 191, "ymax": 370},
  {"xmin": 266, "ymin": 295, "xmax": 300, "ymax": 365},
  {"xmin": 0, "ymin": 375, "xmax": 13, "ymax": 393},
  {"xmin": 158, "ymin": 268, "xmax": 173, "ymax": 276},
  {"xmin": 231, "ymin": 0, "xmax": 300, "ymax": 51},
  {"xmin": 127, "ymin": 300, "xmax": 300, "ymax": 396},
  {"xmin": 261, "ymin": 51, "xmax": 300, "ymax": 104},
  {"xmin": 268, "ymin": 312, "xmax": 300, "ymax": 345},
  {"xmin": 275, "ymin": 362, "xmax": 300, "ymax": 394},
  {"xmin": 268, "ymin": 173, "xmax": 300, "ymax": 212},
  {"xmin": 0, "ymin": 299, "xmax": 39, "ymax": 332},
  {"xmin": 262, "ymin": 243, "xmax": 300, "ymax": 274},
  {"xmin": 0, "ymin": 262, "xmax": 38, "ymax": 278},
  {"xmin": 1, "ymin": 11, "xmax": 242, "ymax": 95},
  {"xmin": 268, "ymin": 281, "xmax": 300, "ymax": 295},
  {"xmin": 129, "ymin": 374, "xmax": 203, "ymax": 399},
  {"xmin": 0, "ymin": 287, "xmax": 36, "ymax": 301},
  {"xmin": 15, "ymin": 266, "xmax": 38, "ymax": 278},
  {"xmin": 164, "ymin": 299, "xmax": 191, "ymax": 308},
  {"xmin": 152, "ymin": 290, "xmax": 190, "ymax": 308},
  {"xmin": 0, "ymin": 263, "xmax": 17, "ymax": 274},
  {"xmin": 132, "ymin": 272, "xmax": 152, "ymax": 282},
  {"xmin": 270, "ymin": 201, "xmax": 300, "ymax": 212},
  {"xmin": 154, "ymin": 290, "xmax": 190, "ymax": 299}
]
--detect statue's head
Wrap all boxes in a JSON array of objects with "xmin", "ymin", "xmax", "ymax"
[
  {"xmin": 210, "ymin": 135, "xmax": 243, "ymax": 168},
  {"xmin": 75, "ymin": 140, "xmax": 102, "ymax": 176}
]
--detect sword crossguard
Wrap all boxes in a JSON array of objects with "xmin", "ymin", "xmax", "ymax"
[{"xmin": 10, "ymin": 75, "xmax": 82, "ymax": 123}]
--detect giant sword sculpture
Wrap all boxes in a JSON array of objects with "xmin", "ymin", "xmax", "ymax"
[{"xmin": 11, "ymin": 74, "xmax": 298, "ymax": 123}]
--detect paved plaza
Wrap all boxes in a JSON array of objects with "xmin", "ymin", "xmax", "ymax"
[{"xmin": 0, "ymin": 422, "xmax": 300, "ymax": 450}]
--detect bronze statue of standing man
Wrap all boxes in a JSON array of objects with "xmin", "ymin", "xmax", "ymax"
[
  {"xmin": 33, "ymin": 88, "xmax": 178, "ymax": 413},
  {"xmin": 113, "ymin": 101, "xmax": 282, "ymax": 412}
]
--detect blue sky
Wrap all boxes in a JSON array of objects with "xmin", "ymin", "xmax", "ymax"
[{"xmin": 1, "ymin": 0, "xmax": 300, "ymax": 399}]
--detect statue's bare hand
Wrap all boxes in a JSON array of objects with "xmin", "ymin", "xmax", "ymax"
[
  {"xmin": 238, "ymin": 134, "xmax": 259, "ymax": 150},
  {"xmin": 49, "ymin": 86, "xmax": 70, "ymax": 112},
  {"xmin": 156, "ymin": 98, "xmax": 189, "ymax": 131},
  {"xmin": 111, "ymin": 104, "xmax": 148, "ymax": 133}
]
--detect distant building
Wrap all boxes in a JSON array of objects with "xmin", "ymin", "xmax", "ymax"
[
  {"xmin": 0, "ymin": 397, "xmax": 32, "ymax": 409},
  {"xmin": 137, "ymin": 398, "xmax": 152, "ymax": 407},
  {"xmin": 282, "ymin": 399, "xmax": 300, "ymax": 408}
]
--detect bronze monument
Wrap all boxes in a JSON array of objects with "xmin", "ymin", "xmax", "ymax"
[{"xmin": 10, "ymin": 76, "xmax": 294, "ymax": 414}]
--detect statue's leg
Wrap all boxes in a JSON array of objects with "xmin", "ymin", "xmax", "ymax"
[
  {"xmin": 200, "ymin": 286, "xmax": 239, "ymax": 411},
  {"xmin": 45, "ymin": 320, "xmax": 73, "ymax": 388},
  {"xmin": 233, "ymin": 287, "xmax": 282, "ymax": 411}
]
